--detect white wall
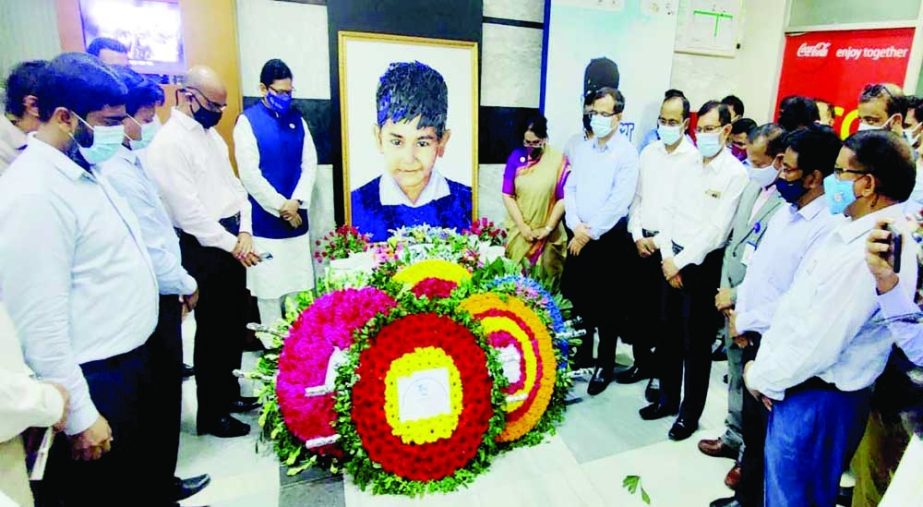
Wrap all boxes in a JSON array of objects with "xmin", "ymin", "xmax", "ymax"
[
  {"xmin": 669, "ymin": 0, "xmax": 789, "ymax": 123},
  {"xmin": 0, "ymin": 0, "xmax": 62, "ymax": 79}
]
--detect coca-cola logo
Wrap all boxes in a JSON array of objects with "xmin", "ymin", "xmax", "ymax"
[{"xmin": 797, "ymin": 42, "xmax": 831, "ymax": 58}]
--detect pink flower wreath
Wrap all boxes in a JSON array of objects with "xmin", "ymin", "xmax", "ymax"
[{"xmin": 276, "ymin": 288, "xmax": 396, "ymax": 454}]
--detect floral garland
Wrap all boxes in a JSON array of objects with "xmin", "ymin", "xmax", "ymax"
[
  {"xmin": 273, "ymin": 288, "xmax": 396, "ymax": 461},
  {"xmin": 392, "ymin": 259, "xmax": 472, "ymax": 299},
  {"xmin": 334, "ymin": 295, "xmax": 507, "ymax": 495},
  {"xmin": 460, "ymin": 293, "xmax": 557, "ymax": 443}
]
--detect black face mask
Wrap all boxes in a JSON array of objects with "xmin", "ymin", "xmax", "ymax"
[
  {"xmin": 583, "ymin": 113, "xmax": 592, "ymax": 134},
  {"xmin": 529, "ymin": 146, "xmax": 544, "ymax": 160},
  {"xmin": 775, "ymin": 177, "xmax": 808, "ymax": 204},
  {"xmin": 178, "ymin": 89, "xmax": 223, "ymax": 130},
  {"xmin": 192, "ymin": 98, "xmax": 223, "ymax": 130}
]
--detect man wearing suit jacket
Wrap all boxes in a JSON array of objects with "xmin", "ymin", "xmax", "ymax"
[{"xmin": 697, "ymin": 123, "xmax": 786, "ymax": 488}]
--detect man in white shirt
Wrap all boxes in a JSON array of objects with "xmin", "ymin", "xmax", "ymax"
[
  {"xmin": 99, "ymin": 67, "xmax": 211, "ymax": 504},
  {"xmin": 744, "ymin": 130, "xmax": 918, "ymax": 507},
  {"xmin": 698, "ymin": 123, "xmax": 785, "ymax": 484},
  {"xmin": 0, "ymin": 60, "xmax": 45, "ymax": 175},
  {"xmin": 147, "ymin": 65, "xmax": 261, "ymax": 439},
  {"xmin": 0, "ymin": 301, "xmax": 67, "ymax": 507},
  {"xmin": 640, "ymin": 101, "xmax": 748, "ymax": 442},
  {"xmin": 234, "ymin": 59, "xmax": 317, "ymax": 327},
  {"xmin": 622, "ymin": 91, "xmax": 699, "ymax": 393},
  {"xmin": 0, "ymin": 52, "xmax": 159, "ymax": 505},
  {"xmin": 710, "ymin": 125, "xmax": 843, "ymax": 507}
]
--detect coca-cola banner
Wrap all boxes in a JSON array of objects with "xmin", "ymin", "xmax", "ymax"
[{"xmin": 776, "ymin": 28, "xmax": 915, "ymax": 138}]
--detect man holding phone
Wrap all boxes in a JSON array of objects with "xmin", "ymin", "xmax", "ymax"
[
  {"xmin": 850, "ymin": 217, "xmax": 921, "ymax": 507},
  {"xmin": 743, "ymin": 129, "xmax": 918, "ymax": 506}
]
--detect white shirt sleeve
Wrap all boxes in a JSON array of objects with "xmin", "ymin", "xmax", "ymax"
[
  {"xmin": 564, "ymin": 161, "xmax": 579, "ymax": 231},
  {"xmin": 0, "ymin": 194, "xmax": 98, "ymax": 435},
  {"xmin": 147, "ymin": 138, "xmax": 238, "ymax": 252},
  {"xmin": 673, "ymin": 168, "xmax": 748, "ymax": 270},
  {"xmin": 878, "ymin": 286, "xmax": 923, "ymax": 366},
  {"xmin": 291, "ymin": 118, "xmax": 318, "ymax": 209},
  {"xmin": 745, "ymin": 260, "xmax": 883, "ymax": 400},
  {"xmin": 234, "ymin": 115, "xmax": 286, "ymax": 217},
  {"xmin": 0, "ymin": 370, "xmax": 64, "ymax": 442},
  {"xmin": 627, "ymin": 159, "xmax": 645, "ymax": 243}
]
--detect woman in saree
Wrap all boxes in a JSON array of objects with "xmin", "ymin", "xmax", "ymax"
[{"xmin": 502, "ymin": 114, "xmax": 569, "ymax": 278}]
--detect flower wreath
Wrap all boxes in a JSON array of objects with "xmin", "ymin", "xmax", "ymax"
[
  {"xmin": 334, "ymin": 295, "xmax": 507, "ymax": 495},
  {"xmin": 392, "ymin": 259, "xmax": 472, "ymax": 299},
  {"xmin": 269, "ymin": 288, "xmax": 396, "ymax": 470},
  {"xmin": 460, "ymin": 293, "xmax": 557, "ymax": 443}
]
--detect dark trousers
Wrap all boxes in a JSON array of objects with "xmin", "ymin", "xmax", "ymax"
[
  {"xmin": 657, "ymin": 248, "xmax": 724, "ymax": 423},
  {"xmin": 179, "ymin": 231, "xmax": 248, "ymax": 425},
  {"xmin": 561, "ymin": 221, "xmax": 631, "ymax": 370},
  {"xmin": 622, "ymin": 246, "xmax": 663, "ymax": 372},
  {"xmin": 145, "ymin": 296, "xmax": 184, "ymax": 499},
  {"xmin": 36, "ymin": 345, "xmax": 154, "ymax": 507},
  {"xmin": 737, "ymin": 340, "xmax": 767, "ymax": 507}
]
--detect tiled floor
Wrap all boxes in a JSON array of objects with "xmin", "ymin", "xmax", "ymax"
[{"xmin": 176, "ymin": 316, "xmax": 735, "ymax": 507}]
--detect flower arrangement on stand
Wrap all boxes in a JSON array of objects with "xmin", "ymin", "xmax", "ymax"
[
  {"xmin": 463, "ymin": 217, "xmax": 507, "ymax": 247},
  {"xmin": 249, "ymin": 222, "xmax": 579, "ymax": 496}
]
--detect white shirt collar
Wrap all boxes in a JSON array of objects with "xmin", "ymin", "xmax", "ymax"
[
  {"xmin": 836, "ymin": 203, "xmax": 906, "ymax": 243},
  {"xmin": 113, "ymin": 144, "xmax": 138, "ymax": 164},
  {"xmin": 793, "ymin": 194, "xmax": 828, "ymax": 220},
  {"xmin": 170, "ymin": 107, "xmax": 205, "ymax": 133},
  {"xmin": 27, "ymin": 135, "xmax": 93, "ymax": 182},
  {"xmin": 379, "ymin": 169, "xmax": 451, "ymax": 207}
]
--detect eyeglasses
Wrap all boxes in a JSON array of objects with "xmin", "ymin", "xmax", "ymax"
[
  {"xmin": 187, "ymin": 87, "xmax": 226, "ymax": 112},
  {"xmin": 833, "ymin": 167, "xmax": 870, "ymax": 180},
  {"xmin": 268, "ymin": 86, "xmax": 295, "ymax": 97},
  {"xmin": 696, "ymin": 124, "xmax": 724, "ymax": 134},
  {"xmin": 590, "ymin": 111, "xmax": 617, "ymax": 118}
]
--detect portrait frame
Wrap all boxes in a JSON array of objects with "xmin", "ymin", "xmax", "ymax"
[{"xmin": 338, "ymin": 31, "xmax": 479, "ymax": 234}]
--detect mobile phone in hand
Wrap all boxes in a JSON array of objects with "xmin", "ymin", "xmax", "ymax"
[{"xmin": 886, "ymin": 224, "xmax": 902, "ymax": 273}]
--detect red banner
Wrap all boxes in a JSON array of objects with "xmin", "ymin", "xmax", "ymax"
[{"xmin": 776, "ymin": 28, "xmax": 915, "ymax": 138}]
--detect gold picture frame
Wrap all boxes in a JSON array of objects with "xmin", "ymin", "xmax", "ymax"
[{"xmin": 338, "ymin": 31, "xmax": 479, "ymax": 237}]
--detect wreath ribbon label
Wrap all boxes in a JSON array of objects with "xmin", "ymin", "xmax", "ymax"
[
  {"xmin": 397, "ymin": 368, "xmax": 452, "ymax": 422},
  {"xmin": 497, "ymin": 345, "xmax": 523, "ymax": 384}
]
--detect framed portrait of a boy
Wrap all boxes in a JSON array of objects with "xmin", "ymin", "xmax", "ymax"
[{"xmin": 338, "ymin": 31, "xmax": 479, "ymax": 241}]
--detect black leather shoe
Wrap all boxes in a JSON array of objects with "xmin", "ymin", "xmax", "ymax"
[
  {"xmin": 644, "ymin": 378, "xmax": 660, "ymax": 403},
  {"xmin": 638, "ymin": 402, "xmax": 678, "ymax": 420},
  {"xmin": 837, "ymin": 486, "xmax": 853, "ymax": 506},
  {"xmin": 198, "ymin": 415, "xmax": 251, "ymax": 438},
  {"xmin": 668, "ymin": 419, "xmax": 698, "ymax": 441},
  {"xmin": 182, "ymin": 363, "xmax": 195, "ymax": 379},
  {"xmin": 710, "ymin": 497, "xmax": 740, "ymax": 507},
  {"xmin": 173, "ymin": 474, "xmax": 211, "ymax": 501},
  {"xmin": 230, "ymin": 396, "xmax": 260, "ymax": 413},
  {"xmin": 587, "ymin": 367, "xmax": 614, "ymax": 396},
  {"xmin": 614, "ymin": 365, "xmax": 652, "ymax": 384}
]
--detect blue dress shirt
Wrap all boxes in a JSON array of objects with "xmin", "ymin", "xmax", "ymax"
[
  {"xmin": 735, "ymin": 196, "xmax": 843, "ymax": 335},
  {"xmin": 99, "ymin": 146, "xmax": 197, "ymax": 296},
  {"xmin": 564, "ymin": 133, "xmax": 639, "ymax": 239},
  {"xmin": 0, "ymin": 137, "xmax": 158, "ymax": 435}
]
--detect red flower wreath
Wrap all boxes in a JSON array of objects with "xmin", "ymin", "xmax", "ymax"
[
  {"xmin": 350, "ymin": 313, "xmax": 494, "ymax": 481},
  {"xmin": 276, "ymin": 288, "xmax": 396, "ymax": 453}
]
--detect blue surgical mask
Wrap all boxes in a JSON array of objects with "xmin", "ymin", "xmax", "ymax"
[
  {"xmin": 266, "ymin": 90, "xmax": 292, "ymax": 113},
  {"xmin": 696, "ymin": 132, "xmax": 723, "ymax": 158},
  {"xmin": 748, "ymin": 163, "xmax": 778, "ymax": 188},
  {"xmin": 590, "ymin": 114, "xmax": 614, "ymax": 139},
  {"xmin": 128, "ymin": 116, "xmax": 160, "ymax": 151},
  {"xmin": 823, "ymin": 174, "xmax": 858, "ymax": 215},
  {"xmin": 658, "ymin": 124, "xmax": 682, "ymax": 146},
  {"xmin": 71, "ymin": 113, "xmax": 124, "ymax": 165}
]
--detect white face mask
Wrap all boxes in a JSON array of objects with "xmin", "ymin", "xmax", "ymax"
[
  {"xmin": 747, "ymin": 162, "xmax": 778, "ymax": 188},
  {"xmin": 858, "ymin": 122, "xmax": 882, "ymax": 132}
]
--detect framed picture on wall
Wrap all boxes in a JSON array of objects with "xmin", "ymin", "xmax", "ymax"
[{"xmin": 338, "ymin": 31, "xmax": 479, "ymax": 241}]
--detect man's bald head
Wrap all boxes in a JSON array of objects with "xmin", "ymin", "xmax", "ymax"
[{"xmin": 185, "ymin": 65, "xmax": 227, "ymax": 105}]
